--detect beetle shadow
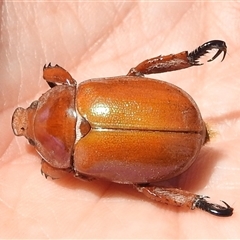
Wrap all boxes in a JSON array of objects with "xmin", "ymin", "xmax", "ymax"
[
  {"xmin": 157, "ymin": 146, "xmax": 224, "ymax": 192},
  {"xmin": 48, "ymin": 144, "xmax": 225, "ymax": 215}
]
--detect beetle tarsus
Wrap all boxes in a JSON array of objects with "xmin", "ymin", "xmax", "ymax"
[
  {"xmin": 193, "ymin": 196, "xmax": 233, "ymax": 217},
  {"xmin": 188, "ymin": 40, "xmax": 227, "ymax": 65}
]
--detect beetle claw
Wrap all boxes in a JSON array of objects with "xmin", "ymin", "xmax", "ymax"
[
  {"xmin": 41, "ymin": 169, "xmax": 59, "ymax": 180},
  {"xmin": 207, "ymin": 48, "xmax": 226, "ymax": 62},
  {"xmin": 43, "ymin": 63, "xmax": 62, "ymax": 71},
  {"xmin": 41, "ymin": 169, "xmax": 48, "ymax": 179},
  {"xmin": 194, "ymin": 196, "xmax": 233, "ymax": 217},
  {"xmin": 43, "ymin": 62, "xmax": 54, "ymax": 70},
  {"xmin": 188, "ymin": 40, "xmax": 227, "ymax": 65},
  {"xmin": 43, "ymin": 63, "xmax": 51, "ymax": 70}
]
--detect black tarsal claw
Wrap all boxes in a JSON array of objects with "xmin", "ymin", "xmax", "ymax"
[
  {"xmin": 194, "ymin": 196, "xmax": 233, "ymax": 217},
  {"xmin": 41, "ymin": 169, "xmax": 59, "ymax": 180},
  {"xmin": 208, "ymin": 48, "xmax": 226, "ymax": 62},
  {"xmin": 43, "ymin": 63, "xmax": 60, "ymax": 70},
  {"xmin": 188, "ymin": 40, "xmax": 227, "ymax": 65},
  {"xmin": 41, "ymin": 169, "xmax": 48, "ymax": 179},
  {"xmin": 43, "ymin": 62, "xmax": 51, "ymax": 70}
]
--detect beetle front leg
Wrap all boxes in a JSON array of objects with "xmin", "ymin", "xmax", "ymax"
[
  {"xmin": 41, "ymin": 160, "xmax": 72, "ymax": 179},
  {"xmin": 127, "ymin": 40, "xmax": 227, "ymax": 77},
  {"xmin": 43, "ymin": 63, "xmax": 77, "ymax": 88},
  {"xmin": 135, "ymin": 185, "xmax": 233, "ymax": 217}
]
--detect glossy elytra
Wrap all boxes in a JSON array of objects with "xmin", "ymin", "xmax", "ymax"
[{"xmin": 12, "ymin": 40, "xmax": 233, "ymax": 217}]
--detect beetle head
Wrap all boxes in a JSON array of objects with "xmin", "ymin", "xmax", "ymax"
[{"xmin": 12, "ymin": 101, "xmax": 38, "ymax": 145}]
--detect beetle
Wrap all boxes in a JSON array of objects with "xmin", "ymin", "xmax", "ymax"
[{"xmin": 12, "ymin": 40, "xmax": 233, "ymax": 217}]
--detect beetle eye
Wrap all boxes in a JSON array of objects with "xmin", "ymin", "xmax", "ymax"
[{"xmin": 28, "ymin": 139, "xmax": 35, "ymax": 146}]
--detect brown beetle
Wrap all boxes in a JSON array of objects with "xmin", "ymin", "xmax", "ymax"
[{"xmin": 12, "ymin": 40, "xmax": 233, "ymax": 217}]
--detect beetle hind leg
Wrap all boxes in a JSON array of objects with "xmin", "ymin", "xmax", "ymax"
[
  {"xmin": 127, "ymin": 40, "xmax": 227, "ymax": 77},
  {"xmin": 134, "ymin": 184, "xmax": 233, "ymax": 217}
]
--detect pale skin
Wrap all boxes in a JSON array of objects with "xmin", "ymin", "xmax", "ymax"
[{"xmin": 1, "ymin": 2, "xmax": 240, "ymax": 238}]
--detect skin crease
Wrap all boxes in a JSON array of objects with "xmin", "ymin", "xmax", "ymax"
[{"xmin": 1, "ymin": 2, "xmax": 240, "ymax": 239}]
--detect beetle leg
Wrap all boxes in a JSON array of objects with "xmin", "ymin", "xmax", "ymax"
[
  {"xmin": 127, "ymin": 51, "xmax": 191, "ymax": 77},
  {"xmin": 41, "ymin": 160, "xmax": 72, "ymax": 179},
  {"xmin": 127, "ymin": 40, "xmax": 227, "ymax": 76},
  {"xmin": 43, "ymin": 63, "xmax": 77, "ymax": 87},
  {"xmin": 134, "ymin": 185, "xmax": 233, "ymax": 217},
  {"xmin": 188, "ymin": 40, "xmax": 227, "ymax": 65},
  {"xmin": 193, "ymin": 197, "xmax": 233, "ymax": 217},
  {"xmin": 74, "ymin": 171, "xmax": 96, "ymax": 181}
]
